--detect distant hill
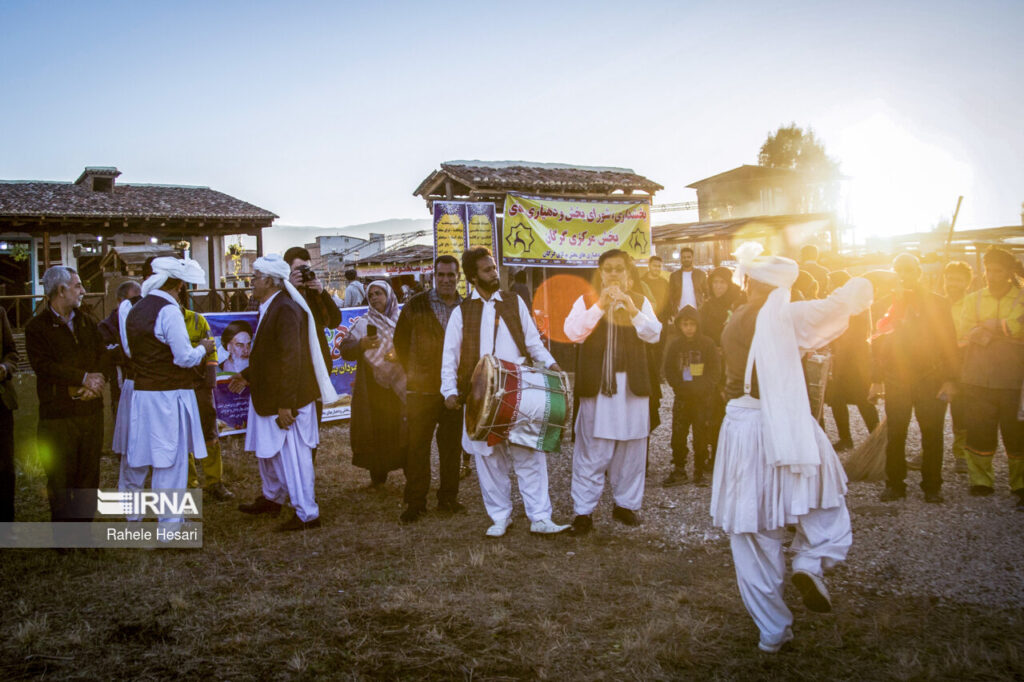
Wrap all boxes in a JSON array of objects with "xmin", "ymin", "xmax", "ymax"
[{"xmin": 261, "ymin": 218, "xmax": 432, "ymax": 253}]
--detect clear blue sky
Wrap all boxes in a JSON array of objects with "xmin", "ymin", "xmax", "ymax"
[{"xmin": 2, "ymin": 0, "xmax": 1021, "ymax": 237}]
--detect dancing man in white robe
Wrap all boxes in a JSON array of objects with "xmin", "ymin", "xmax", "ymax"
[
  {"xmin": 230, "ymin": 254, "xmax": 338, "ymax": 531},
  {"xmin": 712, "ymin": 242, "xmax": 895, "ymax": 652},
  {"xmin": 564, "ymin": 249, "xmax": 661, "ymax": 534},
  {"xmin": 441, "ymin": 247, "xmax": 570, "ymax": 537},
  {"xmin": 120, "ymin": 258, "xmax": 213, "ymax": 526}
]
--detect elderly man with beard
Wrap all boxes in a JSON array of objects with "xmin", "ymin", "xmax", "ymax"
[
  {"xmin": 230, "ymin": 254, "xmax": 338, "ymax": 531},
  {"xmin": 441, "ymin": 247, "xmax": 569, "ymax": 537},
  {"xmin": 120, "ymin": 258, "xmax": 214, "ymax": 527},
  {"xmin": 394, "ymin": 255, "xmax": 465, "ymax": 523},
  {"xmin": 26, "ymin": 266, "xmax": 108, "ymax": 522},
  {"xmin": 712, "ymin": 242, "xmax": 895, "ymax": 653}
]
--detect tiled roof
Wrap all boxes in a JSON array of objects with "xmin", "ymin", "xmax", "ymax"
[
  {"xmin": 0, "ymin": 180, "xmax": 277, "ymax": 221},
  {"xmin": 414, "ymin": 160, "xmax": 663, "ymax": 197}
]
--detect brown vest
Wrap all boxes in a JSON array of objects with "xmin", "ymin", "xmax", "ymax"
[{"xmin": 457, "ymin": 292, "xmax": 532, "ymax": 399}]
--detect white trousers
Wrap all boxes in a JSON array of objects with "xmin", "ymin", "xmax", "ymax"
[
  {"xmin": 258, "ymin": 440, "xmax": 319, "ymax": 522},
  {"xmin": 571, "ymin": 430, "xmax": 647, "ymax": 515},
  {"xmin": 729, "ymin": 503, "xmax": 852, "ymax": 648},
  {"xmin": 475, "ymin": 442, "xmax": 553, "ymax": 524},
  {"xmin": 117, "ymin": 450, "xmax": 189, "ymax": 524}
]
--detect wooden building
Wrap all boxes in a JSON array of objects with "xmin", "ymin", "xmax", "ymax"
[
  {"xmin": 687, "ymin": 165, "xmax": 833, "ymax": 222},
  {"xmin": 0, "ymin": 166, "xmax": 276, "ymax": 326}
]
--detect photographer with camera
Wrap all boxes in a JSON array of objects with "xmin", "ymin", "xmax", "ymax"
[{"xmin": 283, "ymin": 247, "xmax": 343, "ymax": 460}]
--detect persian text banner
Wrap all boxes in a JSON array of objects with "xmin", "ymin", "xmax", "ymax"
[{"xmin": 501, "ymin": 193, "xmax": 652, "ymax": 267}]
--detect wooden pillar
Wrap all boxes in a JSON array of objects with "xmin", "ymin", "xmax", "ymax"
[
  {"xmin": 256, "ymin": 228, "xmax": 264, "ymax": 257},
  {"xmin": 42, "ymin": 231, "xmax": 51, "ymax": 269},
  {"xmin": 207, "ymin": 235, "xmax": 217, "ymax": 301}
]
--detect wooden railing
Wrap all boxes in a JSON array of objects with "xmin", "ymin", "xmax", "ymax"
[{"xmin": 0, "ymin": 293, "xmax": 109, "ymax": 330}]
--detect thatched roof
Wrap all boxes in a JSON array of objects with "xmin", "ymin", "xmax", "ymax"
[{"xmin": 414, "ymin": 160, "xmax": 663, "ymax": 200}]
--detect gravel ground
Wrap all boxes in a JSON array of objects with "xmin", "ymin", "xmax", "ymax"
[{"xmin": 536, "ymin": 386, "xmax": 1024, "ymax": 610}]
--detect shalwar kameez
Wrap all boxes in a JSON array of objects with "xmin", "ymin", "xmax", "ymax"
[
  {"xmin": 564, "ymin": 295, "xmax": 661, "ymax": 517},
  {"xmin": 711, "ymin": 242, "xmax": 875, "ymax": 652},
  {"xmin": 120, "ymin": 258, "xmax": 210, "ymax": 525},
  {"xmin": 243, "ymin": 255, "xmax": 338, "ymax": 524},
  {"xmin": 441, "ymin": 290, "xmax": 562, "ymax": 533}
]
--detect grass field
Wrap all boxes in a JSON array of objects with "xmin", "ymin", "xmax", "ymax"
[{"xmin": 2, "ymin": 418, "xmax": 1022, "ymax": 680}]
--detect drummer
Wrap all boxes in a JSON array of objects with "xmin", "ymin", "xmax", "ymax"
[
  {"xmin": 440, "ymin": 247, "xmax": 571, "ymax": 537},
  {"xmin": 564, "ymin": 249, "xmax": 662, "ymax": 535}
]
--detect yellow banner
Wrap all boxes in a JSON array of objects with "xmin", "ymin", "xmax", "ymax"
[{"xmin": 501, "ymin": 193, "xmax": 652, "ymax": 267}]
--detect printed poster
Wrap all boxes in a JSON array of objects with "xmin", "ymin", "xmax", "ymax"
[{"xmin": 501, "ymin": 192, "xmax": 652, "ymax": 267}]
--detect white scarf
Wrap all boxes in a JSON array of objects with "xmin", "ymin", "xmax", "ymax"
[
  {"xmin": 734, "ymin": 242, "xmax": 819, "ymax": 476},
  {"xmin": 141, "ymin": 257, "xmax": 207, "ymax": 296},
  {"xmin": 253, "ymin": 255, "xmax": 338, "ymax": 404}
]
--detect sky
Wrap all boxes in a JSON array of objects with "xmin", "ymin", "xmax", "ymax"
[{"xmin": 1, "ymin": 0, "xmax": 1022, "ymax": 241}]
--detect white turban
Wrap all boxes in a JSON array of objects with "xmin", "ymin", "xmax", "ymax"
[
  {"xmin": 141, "ymin": 257, "xmax": 208, "ymax": 297},
  {"xmin": 731, "ymin": 242, "xmax": 819, "ymax": 475},
  {"xmin": 253, "ymin": 254, "xmax": 338, "ymax": 405}
]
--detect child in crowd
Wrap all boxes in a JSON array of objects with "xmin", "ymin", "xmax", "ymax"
[{"xmin": 663, "ymin": 305, "xmax": 720, "ymax": 486}]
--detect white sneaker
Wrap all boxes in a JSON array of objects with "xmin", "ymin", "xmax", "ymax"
[
  {"xmin": 792, "ymin": 570, "xmax": 832, "ymax": 613},
  {"xmin": 485, "ymin": 518, "xmax": 512, "ymax": 538},
  {"xmin": 758, "ymin": 627, "xmax": 794, "ymax": 653},
  {"xmin": 529, "ymin": 518, "xmax": 570, "ymax": 535}
]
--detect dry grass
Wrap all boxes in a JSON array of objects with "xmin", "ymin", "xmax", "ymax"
[{"xmin": 1, "ymin": 424, "xmax": 1022, "ymax": 681}]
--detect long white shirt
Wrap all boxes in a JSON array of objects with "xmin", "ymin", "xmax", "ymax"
[
  {"xmin": 564, "ymin": 295, "xmax": 662, "ymax": 440},
  {"xmin": 126, "ymin": 290, "xmax": 209, "ymax": 467},
  {"xmin": 441, "ymin": 289, "xmax": 557, "ymax": 456},
  {"xmin": 118, "ymin": 297, "xmax": 133, "ymax": 357},
  {"xmin": 679, "ymin": 270, "xmax": 697, "ymax": 310}
]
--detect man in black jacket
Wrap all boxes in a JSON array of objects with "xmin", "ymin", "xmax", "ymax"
[
  {"xmin": 394, "ymin": 255, "xmax": 464, "ymax": 523},
  {"xmin": 284, "ymin": 247, "xmax": 342, "ymax": 460},
  {"xmin": 1, "ymin": 306, "xmax": 19, "ymax": 522},
  {"xmin": 25, "ymin": 266, "xmax": 107, "ymax": 522},
  {"xmin": 661, "ymin": 247, "xmax": 708, "ymax": 323},
  {"xmin": 231, "ymin": 255, "xmax": 330, "ymax": 531},
  {"xmin": 870, "ymin": 253, "xmax": 959, "ymax": 504}
]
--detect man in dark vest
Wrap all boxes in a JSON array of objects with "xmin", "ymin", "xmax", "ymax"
[
  {"xmin": 25, "ymin": 266, "xmax": 107, "ymax": 522},
  {"xmin": 120, "ymin": 258, "xmax": 214, "ymax": 525},
  {"xmin": 440, "ymin": 247, "xmax": 569, "ymax": 537},
  {"xmin": 564, "ymin": 249, "xmax": 662, "ymax": 534},
  {"xmin": 394, "ymin": 255, "xmax": 464, "ymax": 524}
]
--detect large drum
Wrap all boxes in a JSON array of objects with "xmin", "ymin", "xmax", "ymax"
[{"xmin": 465, "ymin": 355, "xmax": 571, "ymax": 453}]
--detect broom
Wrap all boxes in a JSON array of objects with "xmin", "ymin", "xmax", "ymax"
[{"xmin": 843, "ymin": 416, "xmax": 887, "ymax": 481}]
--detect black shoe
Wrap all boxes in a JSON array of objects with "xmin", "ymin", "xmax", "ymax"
[
  {"xmin": 1016, "ymin": 492, "xmax": 1024, "ymax": 511},
  {"xmin": 968, "ymin": 485, "xmax": 994, "ymax": 497},
  {"xmin": 832, "ymin": 439, "xmax": 854, "ymax": 452},
  {"xmin": 924, "ymin": 491, "xmax": 944, "ymax": 504},
  {"xmin": 569, "ymin": 514, "xmax": 593, "ymax": 536},
  {"xmin": 400, "ymin": 506, "xmax": 424, "ymax": 524},
  {"xmin": 693, "ymin": 471, "xmax": 707, "ymax": 487},
  {"xmin": 437, "ymin": 500, "xmax": 466, "ymax": 515},
  {"xmin": 206, "ymin": 482, "xmax": 235, "ymax": 502},
  {"xmin": 612, "ymin": 506, "xmax": 641, "ymax": 527},
  {"xmin": 662, "ymin": 468, "xmax": 688, "ymax": 488},
  {"xmin": 791, "ymin": 570, "xmax": 832, "ymax": 613},
  {"xmin": 880, "ymin": 487, "xmax": 906, "ymax": 502},
  {"xmin": 276, "ymin": 514, "xmax": 321, "ymax": 531},
  {"xmin": 238, "ymin": 496, "xmax": 282, "ymax": 515}
]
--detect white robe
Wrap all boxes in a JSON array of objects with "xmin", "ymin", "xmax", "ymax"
[{"xmin": 564, "ymin": 296, "xmax": 662, "ymax": 514}]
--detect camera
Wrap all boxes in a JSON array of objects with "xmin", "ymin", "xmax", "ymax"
[{"xmin": 298, "ymin": 264, "xmax": 316, "ymax": 284}]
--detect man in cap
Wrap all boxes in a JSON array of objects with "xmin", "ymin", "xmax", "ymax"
[
  {"xmin": 120, "ymin": 258, "xmax": 214, "ymax": 526},
  {"xmin": 711, "ymin": 242, "xmax": 894, "ymax": 653},
  {"xmin": 230, "ymin": 254, "xmax": 338, "ymax": 531}
]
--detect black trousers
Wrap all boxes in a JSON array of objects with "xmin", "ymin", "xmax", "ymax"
[
  {"xmin": 403, "ymin": 393, "xmax": 462, "ymax": 509},
  {"xmin": 831, "ymin": 399, "xmax": 880, "ymax": 442},
  {"xmin": 671, "ymin": 395, "xmax": 711, "ymax": 473},
  {"xmin": 884, "ymin": 377, "xmax": 946, "ymax": 494},
  {"xmin": 0, "ymin": 406, "xmax": 13, "ymax": 522},
  {"xmin": 37, "ymin": 414, "xmax": 102, "ymax": 521}
]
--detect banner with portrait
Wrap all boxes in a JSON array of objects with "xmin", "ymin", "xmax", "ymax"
[
  {"xmin": 501, "ymin": 193, "xmax": 652, "ymax": 267},
  {"xmin": 206, "ymin": 307, "xmax": 370, "ymax": 434}
]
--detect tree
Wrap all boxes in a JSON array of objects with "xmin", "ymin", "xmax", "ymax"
[{"xmin": 758, "ymin": 123, "xmax": 840, "ymax": 213}]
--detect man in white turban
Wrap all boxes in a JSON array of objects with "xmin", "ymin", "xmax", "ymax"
[
  {"xmin": 120, "ymin": 257, "xmax": 214, "ymax": 527},
  {"xmin": 230, "ymin": 254, "xmax": 338, "ymax": 531},
  {"xmin": 711, "ymin": 242, "xmax": 895, "ymax": 653}
]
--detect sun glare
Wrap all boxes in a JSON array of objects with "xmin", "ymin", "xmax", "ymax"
[{"xmin": 834, "ymin": 113, "xmax": 974, "ymax": 243}]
